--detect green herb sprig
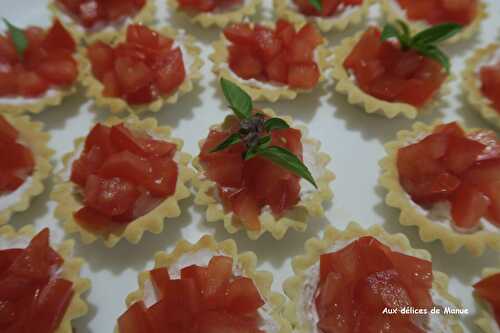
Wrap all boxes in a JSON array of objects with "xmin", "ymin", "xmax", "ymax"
[
  {"xmin": 213, "ymin": 78, "xmax": 317, "ymax": 188},
  {"xmin": 3, "ymin": 19, "xmax": 28, "ymax": 60},
  {"xmin": 309, "ymin": 0, "xmax": 322, "ymax": 11},
  {"xmin": 381, "ymin": 20, "xmax": 461, "ymax": 73}
]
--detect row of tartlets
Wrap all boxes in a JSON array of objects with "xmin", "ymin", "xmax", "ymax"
[{"xmin": 1, "ymin": 222, "xmax": 499, "ymax": 332}]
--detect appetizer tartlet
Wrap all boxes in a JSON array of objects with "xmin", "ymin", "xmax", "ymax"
[
  {"xmin": 380, "ymin": 121, "xmax": 500, "ymax": 255},
  {"xmin": 0, "ymin": 114, "xmax": 53, "ymax": 225},
  {"xmin": 380, "ymin": 0, "xmax": 486, "ymax": 43},
  {"xmin": 193, "ymin": 79, "xmax": 334, "ymax": 240},
  {"xmin": 211, "ymin": 20, "xmax": 329, "ymax": 102},
  {"xmin": 168, "ymin": 0, "xmax": 260, "ymax": 28},
  {"xmin": 49, "ymin": 0, "xmax": 155, "ymax": 43},
  {"xmin": 81, "ymin": 24, "xmax": 203, "ymax": 114},
  {"xmin": 51, "ymin": 117, "xmax": 193, "ymax": 247},
  {"xmin": 283, "ymin": 222, "xmax": 464, "ymax": 333},
  {"xmin": 0, "ymin": 225, "xmax": 90, "ymax": 333},
  {"xmin": 273, "ymin": 0, "xmax": 371, "ymax": 33},
  {"xmin": 463, "ymin": 44, "xmax": 500, "ymax": 129},
  {"xmin": 474, "ymin": 268, "xmax": 500, "ymax": 333},
  {"xmin": 0, "ymin": 19, "xmax": 78, "ymax": 114},
  {"xmin": 117, "ymin": 235, "xmax": 291, "ymax": 333},
  {"xmin": 332, "ymin": 22, "xmax": 459, "ymax": 119}
]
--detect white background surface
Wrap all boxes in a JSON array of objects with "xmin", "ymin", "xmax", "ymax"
[{"xmin": 1, "ymin": 0, "xmax": 500, "ymax": 332}]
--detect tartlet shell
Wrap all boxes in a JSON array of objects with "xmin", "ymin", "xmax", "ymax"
[
  {"xmin": 210, "ymin": 21, "xmax": 330, "ymax": 102},
  {"xmin": 0, "ymin": 114, "xmax": 53, "ymax": 225},
  {"xmin": 80, "ymin": 26, "xmax": 203, "ymax": 114},
  {"xmin": 463, "ymin": 44, "xmax": 500, "ymax": 129},
  {"xmin": 0, "ymin": 225, "xmax": 91, "ymax": 333},
  {"xmin": 51, "ymin": 116, "xmax": 194, "ymax": 248},
  {"xmin": 192, "ymin": 109, "xmax": 335, "ymax": 240},
  {"xmin": 380, "ymin": 0, "xmax": 487, "ymax": 44},
  {"xmin": 121, "ymin": 234, "xmax": 292, "ymax": 333},
  {"xmin": 48, "ymin": 0, "xmax": 156, "ymax": 44},
  {"xmin": 167, "ymin": 0, "xmax": 261, "ymax": 28},
  {"xmin": 273, "ymin": 0, "xmax": 372, "ymax": 33},
  {"xmin": 283, "ymin": 222, "xmax": 463, "ymax": 333},
  {"xmin": 474, "ymin": 268, "xmax": 500, "ymax": 333},
  {"xmin": 332, "ymin": 29, "xmax": 450, "ymax": 119},
  {"xmin": 379, "ymin": 121, "xmax": 500, "ymax": 256}
]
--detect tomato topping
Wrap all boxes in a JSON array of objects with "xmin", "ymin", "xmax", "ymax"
[
  {"xmin": 397, "ymin": 121, "xmax": 500, "ymax": 230},
  {"xmin": 224, "ymin": 21, "xmax": 323, "ymax": 90},
  {"xmin": 0, "ymin": 115, "xmax": 34, "ymax": 194},
  {"xmin": 293, "ymin": 0, "xmax": 363, "ymax": 17},
  {"xmin": 0, "ymin": 20, "xmax": 77, "ymax": 98},
  {"xmin": 87, "ymin": 24, "xmax": 186, "ymax": 105},
  {"xmin": 344, "ymin": 27, "xmax": 447, "ymax": 107},
  {"xmin": 178, "ymin": 0, "xmax": 242, "ymax": 13},
  {"xmin": 0, "ymin": 229, "xmax": 74, "ymax": 333},
  {"xmin": 118, "ymin": 255, "xmax": 265, "ymax": 333},
  {"xmin": 396, "ymin": 0, "xmax": 477, "ymax": 26},
  {"xmin": 474, "ymin": 273, "xmax": 500, "ymax": 327},
  {"xmin": 199, "ymin": 118, "xmax": 303, "ymax": 230},
  {"xmin": 71, "ymin": 123, "xmax": 179, "ymax": 231},
  {"xmin": 479, "ymin": 60, "xmax": 500, "ymax": 113},
  {"xmin": 315, "ymin": 236, "xmax": 433, "ymax": 333},
  {"xmin": 56, "ymin": 0, "xmax": 146, "ymax": 29}
]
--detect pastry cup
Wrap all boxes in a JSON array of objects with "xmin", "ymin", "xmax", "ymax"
[
  {"xmin": 167, "ymin": 0, "xmax": 261, "ymax": 28},
  {"xmin": 0, "ymin": 85, "xmax": 77, "ymax": 114},
  {"xmin": 51, "ymin": 116, "xmax": 194, "ymax": 248},
  {"xmin": 273, "ymin": 0, "xmax": 372, "ymax": 33},
  {"xmin": 463, "ymin": 44, "xmax": 500, "ymax": 129},
  {"xmin": 332, "ymin": 29, "xmax": 450, "ymax": 119},
  {"xmin": 379, "ymin": 121, "xmax": 500, "ymax": 256},
  {"xmin": 192, "ymin": 109, "xmax": 335, "ymax": 240},
  {"xmin": 283, "ymin": 222, "xmax": 464, "ymax": 333},
  {"xmin": 80, "ymin": 26, "xmax": 203, "ymax": 114},
  {"xmin": 48, "ymin": 0, "xmax": 156, "ymax": 44},
  {"xmin": 210, "ymin": 21, "xmax": 330, "ymax": 102},
  {"xmin": 475, "ymin": 267, "xmax": 500, "ymax": 333},
  {"xmin": 122, "ymin": 234, "xmax": 292, "ymax": 333},
  {"xmin": 0, "ymin": 114, "xmax": 53, "ymax": 225},
  {"xmin": 0, "ymin": 225, "xmax": 91, "ymax": 333},
  {"xmin": 380, "ymin": 0, "xmax": 487, "ymax": 44}
]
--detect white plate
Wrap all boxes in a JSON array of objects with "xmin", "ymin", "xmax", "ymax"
[{"xmin": 2, "ymin": 0, "xmax": 500, "ymax": 332}]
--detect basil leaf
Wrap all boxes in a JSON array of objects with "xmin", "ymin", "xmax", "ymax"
[
  {"xmin": 308, "ymin": 0, "xmax": 322, "ymax": 11},
  {"xmin": 264, "ymin": 118, "xmax": 289, "ymax": 132},
  {"xmin": 412, "ymin": 23, "xmax": 462, "ymax": 46},
  {"xmin": 258, "ymin": 135, "xmax": 271, "ymax": 148},
  {"xmin": 220, "ymin": 78, "xmax": 252, "ymax": 119},
  {"xmin": 381, "ymin": 23, "xmax": 400, "ymax": 42},
  {"xmin": 244, "ymin": 136, "xmax": 271, "ymax": 160},
  {"xmin": 415, "ymin": 44, "xmax": 450, "ymax": 73},
  {"xmin": 3, "ymin": 19, "xmax": 28, "ymax": 60},
  {"xmin": 256, "ymin": 146, "xmax": 317, "ymax": 188},
  {"xmin": 210, "ymin": 133, "xmax": 241, "ymax": 153},
  {"xmin": 396, "ymin": 20, "xmax": 410, "ymax": 39}
]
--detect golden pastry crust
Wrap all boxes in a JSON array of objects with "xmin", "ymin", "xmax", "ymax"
[
  {"xmin": 463, "ymin": 44, "xmax": 500, "ymax": 129},
  {"xmin": 51, "ymin": 116, "xmax": 194, "ymax": 248},
  {"xmin": 192, "ymin": 109, "xmax": 335, "ymax": 240},
  {"xmin": 167, "ymin": 0, "xmax": 261, "ymax": 28},
  {"xmin": 331, "ymin": 29, "xmax": 450, "ymax": 119},
  {"xmin": 121, "ymin": 234, "xmax": 292, "ymax": 333},
  {"xmin": 210, "ymin": 21, "xmax": 330, "ymax": 102},
  {"xmin": 0, "ymin": 225, "xmax": 91, "ymax": 333},
  {"xmin": 379, "ymin": 121, "xmax": 500, "ymax": 256},
  {"xmin": 48, "ymin": 0, "xmax": 156, "ymax": 44},
  {"xmin": 273, "ymin": 0, "xmax": 372, "ymax": 32},
  {"xmin": 0, "ymin": 114, "xmax": 53, "ymax": 225},
  {"xmin": 283, "ymin": 222, "xmax": 464, "ymax": 333},
  {"xmin": 380, "ymin": 0, "xmax": 487, "ymax": 44},
  {"xmin": 475, "ymin": 267, "xmax": 500, "ymax": 333},
  {"xmin": 80, "ymin": 26, "xmax": 203, "ymax": 114}
]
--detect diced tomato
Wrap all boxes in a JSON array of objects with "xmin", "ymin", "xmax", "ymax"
[
  {"xmin": 42, "ymin": 19, "xmax": 76, "ymax": 52},
  {"xmin": 474, "ymin": 273, "xmax": 500, "ymax": 304},
  {"xmin": 17, "ymin": 71, "xmax": 49, "ymax": 97},
  {"xmin": 319, "ymin": 241, "xmax": 360, "ymax": 283},
  {"xmin": 74, "ymin": 206, "xmax": 118, "ymax": 233},
  {"xmin": 178, "ymin": 0, "xmax": 216, "ymax": 12},
  {"xmin": 150, "ymin": 268, "xmax": 171, "ymax": 298},
  {"xmin": 229, "ymin": 47, "xmax": 263, "ymax": 80},
  {"xmin": 155, "ymin": 48, "xmax": 186, "ymax": 95},
  {"xmin": 114, "ymin": 57, "xmax": 153, "ymax": 94},
  {"xmin": 441, "ymin": 136, "xmax": 485, "ymax": 175},
  {"xmin": 288, "ymin": 39, "xmax": 315, "ymax": 64},
  {"xmin": 36, "ymin": 57, "xmax": 78, "ymax": 86},
  {"xmin": 204, "ymin": 256, "xmax": 233, "ymax": 309},
  {"xmin": 0, "ymin": 249, "xmax": 23, "ymax": 274},
  {"xmin": 181, "ymin": 265, "xmax": 208, "ymax": 294},
  {"xmin": 0, "ymin": 116, "xmax": 18, "ymax": 143},
  {"xmin": 118, "ymin": 302, "xmax": 155, "ymax": 333},
  {"xmin": 223, "ymin": 23, "xmax": 256, "ymax": 46},
  {"xmin": 224, "ymin": 277, "xmax": 264, "ymax": 315},
  {"xmin": 275, "ymin": 19, "xmax": 295, "ymax": 46},
  {"xmin": 451, "ymin": 183, "xmax": 490, "ymax": 230},
  {"xmin": 98, "ymin": 151, "xmax": 150, "ymax": 184},
  {"xmin": 296, "ymin": 23, "xmax": 323, "ymax": 48},
  {"xmin": 288, "ymin": 63, "xmax": 320, "ymax": 89},
  {"xmin": 396, "ymin": 0, "xmax": 478, "ymax": 26},
  {"xmin": 145, "ymin": 158, "xmax": 178, "ymax": 197},
  {"xmin": 344, "ymin": 28, "xmax": 381, "ymax": 69},
  {"xmin": 265, "ymin": 54, "xmax": 288, "ymax": 84},
  {"xmin": 254, "ymin": 25, "xmax": 282, "ymax": 61},
  {"xmin": 88, "ymin": 42, "xmax": 115, "ymax": 80},
  {"xmin": 126, "ymin": 25, "xmax": 159, "ymax": 49},
  {"xmin": 102, "ymin": 71, "xmax": 121, "ymax": 97},
  {"xmin": 70, "ymin": 146, "xmax": 107, "ymax": 187}
]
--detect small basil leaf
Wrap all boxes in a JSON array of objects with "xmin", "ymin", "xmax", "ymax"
[
  {"xmin": 381, "ymin": 23, "xmax": 400, "ymax": 42},
  {"xmin": 264, "ymin": 118, "xmax": 290, "ymax": 132},
  {"xmin": 258, "ymin": 136, "xmax": 271, "ymax": 148},
  {"xmin": 220, "ymin": 78, "xmax": 252, "ymax": 119},
  {"xmin": 308, "ymin": 0, "xmax": 322, "ymax": 11},
  {"xmin": 3, "ymin": 19, "xmax": 28, "ymax": 60},
  {"xmin": 396, "ymin": 19, "xmax": 410, "ymax": 39},
  {"xmin": 256, "ymin": 146, "xmax": 317, "ymax": 188},
  {"xmin": 415, "ymin": 44, "xmax": 450, "ymax": 73},
  {"xmin": 244, "ymin": 136, "xmax": 271, "ymax": 160},
  {"xmin": 412, "ymin": 23, "xmax": 462, "ymax": 46},
  {"xmin": 209, "ymin": 133, "xmax": 241, "ymax": 153},
  {"xmin": 244, "ymin": 146, "xmax": 258, "ymax": 160}
]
